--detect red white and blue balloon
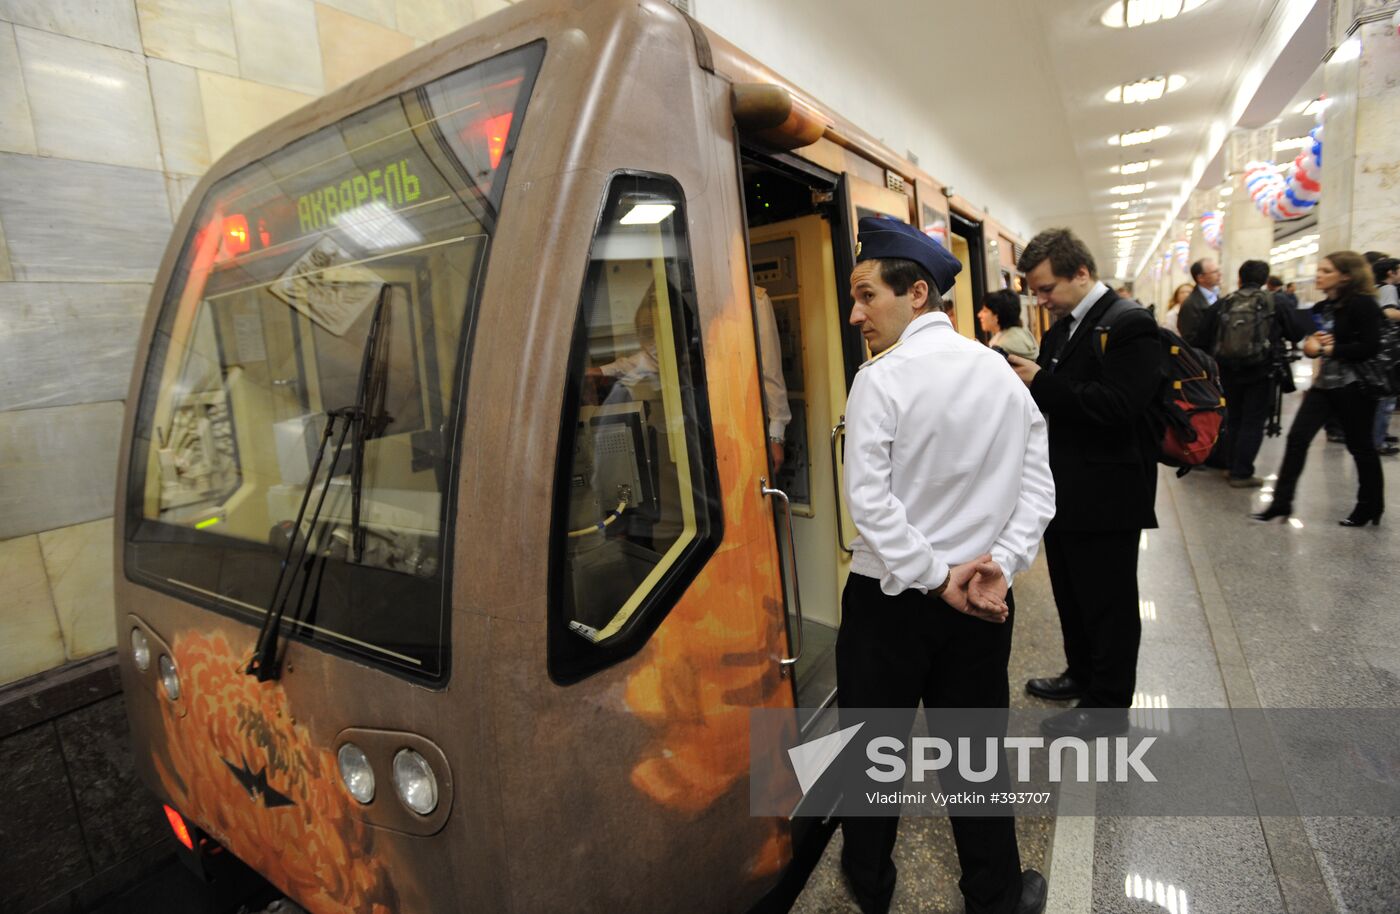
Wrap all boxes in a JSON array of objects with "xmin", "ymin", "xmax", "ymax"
[
  {"xmin": 1244, "ymin": 126, "xmax": 1322, "ymax": 220},
  {"xmin": 1200, "ymin": 211, "xmax": 1222, "ymax": 250}
]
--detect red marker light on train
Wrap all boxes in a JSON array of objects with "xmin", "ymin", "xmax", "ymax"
[
  {"xmin": 222, "ymin": 214, "xmax": 251, "ymax": 256},
  {"xmin": 484, "ymin": 112, "xmax": 512, "ymax": 169},
  {"xmin": 163, "ymin": 804, "xmax": 194, "ymax": 850}
]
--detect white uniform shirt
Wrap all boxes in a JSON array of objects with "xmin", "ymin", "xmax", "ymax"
[
  {"xmin": 845, "ymin": 311, "xmax": 1055, "ymax": 596},
  {"xmin": 755, "ymin": 287, "xmax": 792, "ymax": 438}
]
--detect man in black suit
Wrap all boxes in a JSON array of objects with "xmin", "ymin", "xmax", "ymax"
[
  {"xmin": 1178, "ymin": 258, "xmax": 1222, "ymax": 350},
  {"xmin": 1006, "ymin": 229, "xmax": 1162, "ymax": 737}
]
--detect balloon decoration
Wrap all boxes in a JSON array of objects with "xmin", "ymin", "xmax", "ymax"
[
  {"xmin": 1172, "ymin": 239, "xmax": 1189, "ymax": 272},
  {"xmin": 1244, "ymin": 126, "xmax": 1322, "ymax": 220},
  {"xmin": 1200, "ymin": 211, "xmax": 1222, "ymax": 250}
]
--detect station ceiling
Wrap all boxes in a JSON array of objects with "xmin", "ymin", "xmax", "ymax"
[{"xmin": 696, "ymin": 0, "xmax": 1327, "ymax": 280}]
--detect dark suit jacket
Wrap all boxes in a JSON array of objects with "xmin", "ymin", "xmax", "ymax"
[
  {"xmin": 1030, "ymin": 288, "xmax": 1162, "ymax": 532},
  {"xmin": 1176, "ymin": 285, "xmax": 1217, "ymax": 350}
]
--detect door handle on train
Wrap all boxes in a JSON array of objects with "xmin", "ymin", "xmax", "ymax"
[
  {"xmin": 761, "ymin": 477, "xmax": 803, "ymax": 671},
  {"xmin": 830, "ymin": 418, "xmax": 853, "ymax": 555}
]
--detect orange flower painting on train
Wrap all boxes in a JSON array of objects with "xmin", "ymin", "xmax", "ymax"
[
  {"xmin": 151, "ymin": 630, "xmax": 397, "ymax": 914},
  {"xmin": 625, "ymin": 299, "xmax": 795, "ymax": 880}
]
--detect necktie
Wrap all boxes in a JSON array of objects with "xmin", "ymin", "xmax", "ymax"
[{"xmin": 1051, "ymin": 318, "xmax": 1074, "ymax": 367}]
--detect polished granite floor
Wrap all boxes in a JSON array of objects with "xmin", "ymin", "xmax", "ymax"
[{"xmin": 792, "ymin": 396, "xmax": 1400, "ymax": 913}]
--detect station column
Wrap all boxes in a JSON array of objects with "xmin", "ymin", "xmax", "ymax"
[
  {"xmin": 1221, "ymin": 127, "xmax": 1277, "ymax": 291},
  {"xmin": 1319, "ymin": 1, "xmax": 1400, "ymax": 255}
]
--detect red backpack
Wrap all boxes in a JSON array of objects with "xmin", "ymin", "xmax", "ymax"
[{"xmin": 1091, "ymin": 300, "xmax": 1226, "ymax": 469}]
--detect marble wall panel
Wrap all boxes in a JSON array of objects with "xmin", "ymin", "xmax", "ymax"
[
  {"xmin": 0, "ymin": 535, "xmax": 66, "ymax": 686},
  {"xmin": 135, "ymin": 0, "xmax": 239, "ymax": 76},
  {"xmin": 0, "ymin": 0, "xmax": 143, "ymax": 53},
  {"xmin": 394, "ymin": 0, "xmax": 476, "ymax": 41},
  {"xmin": 0, "ymin": 282, "xmax": 151, "ymax": 412},
  {"xmin": 0, "ymin": 402, "xmax": 125, "ymax": 541},
  {"xmin": 475, "ymin": 0, "xmax": 513, "ymax": 17},
  {"xmin": 14, "ymin": 27, "xmax": 163, "ymax": 170},
  {"xmin": 231, "ymin": 0, "xmax": 324, "ymax": 96},
  {"xmin": 0, "ymin": 154, "xmax": 172, "ymax": 282},
  {"xmin": 0, "ymin": 23, "xmax": 37, "ymax": 155},
  {"xmin": 40, "ymin": 519, "xmax": 118, "ymax": 661},
  {"xmin": 1354, "ymin": 91, "xmax": 1400, "ymax": 200},
  {"xmin": 196, "ymin": 71, "xmax": 315, "ymax": 162},
  {"xmin": 1358, "ymin": 21, "xmax": 1400, "ymax": 100},
  {"xmin": 163, "ymin": 171, "xmax": 201, "ymax": 223},
  {"xmin": 318, "ymin": 0, "xmax": 398, "ymax": 28},
  {"xmin": 0, "ymin": 215, "xmax": 11, "ymax": 282},
  {"xmin": 148, "ymin": 58, "xmax": 211, "ymax": 175},
  {"xmin": 316, "ymin": 3, "xmax": 415, "ymax": 90}
]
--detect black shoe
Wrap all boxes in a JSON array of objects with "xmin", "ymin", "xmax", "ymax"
[
  {"xmin": 1340, "ymin": 507, "xmax": 1383, "ymax": 527},
  {"xmin": 1025, "ymin": 674, "xmax": 1085, "ymax": 701},
  {"xmin": 1039, "ymin": 708, "xmax": 1129, "ymax": 739},
  {"xmin": 1251, "ymin": 504, "xmax": 1291, "ymax": 522},
  {"xmin": 1327, "ymin": 432, "xmax": 1346, "ymax": 443},
  {"xmin": 1386, "ymin": 435, "xmax": 1397, "ymax": 444},
  {"xmin": 1379, "ymin": 445, "xmax": 1399, "ymax": 456},
  {"xmin": 1015, "ymin": 869, "xmax": 1048, "ymax": 914}
]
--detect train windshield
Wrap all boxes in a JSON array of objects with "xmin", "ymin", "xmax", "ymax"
[{"xmin": 124, "ymin": 43, "xmax": 544, "ymax": 680}]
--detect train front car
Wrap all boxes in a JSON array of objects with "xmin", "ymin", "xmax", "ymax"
[{"xmin": 115, "ymin": 1, "xmax": 800, "ymax": 912}]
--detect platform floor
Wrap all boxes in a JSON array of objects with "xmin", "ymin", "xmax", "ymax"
[{"xmin": 793, "ymin": 397, "xmax": 1400, "ymax": 914}]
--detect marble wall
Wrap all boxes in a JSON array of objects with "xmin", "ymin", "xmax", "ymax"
[{"xmin": 0, "ymin": 0, "xmax": 515, "ymax": 689}]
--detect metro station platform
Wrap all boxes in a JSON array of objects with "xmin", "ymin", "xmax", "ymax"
[{"xmin": 792, "ymin": 394, "xmax": 1400, "ymax": 914}]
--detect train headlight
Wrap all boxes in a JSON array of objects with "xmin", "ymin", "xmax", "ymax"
[
  {"xmin": 131, "ymin": 628, "xmax": 151, "ymax": 672},
  {"xmin": 158, "ymin": 654, "xmax": 181, "ymax": 701},
  {"xmin": 393, "ymin": 748, "xmax": 438, "ymax": 815},
  {"xmin": 337, "ymin": 743, "xmax": 375, "ymax": 804}
]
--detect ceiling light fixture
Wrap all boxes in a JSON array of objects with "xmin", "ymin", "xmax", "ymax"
[
  {"xmin": 1113, "ymin": 159, "xmax": 1163, "ymax": 175},
  {"xmin": 1273, "ymin": 135, "xmax": 1312, "ymax": 152},
  {"xmin": 1101, "ymin": 0, "xmax": 1212, "ymax": 29},
  {"xmin": 1110, "ymin": 126, "xmax": 1171, "ymax": 146},
  {"xmin": 1110, "ymin": 201, "xmax": 1132, "ymax": 210},
  {"xmin": 1110, "ymin": 183, "xmax": 1153, "ymax": 195},
  {"xmin": 1104, "ymin": 75, "xmax": 1187, "ymax": 104}
]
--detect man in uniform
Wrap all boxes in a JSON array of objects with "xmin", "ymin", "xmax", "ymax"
[
  {"xmin": 1008, "ymin": 228, "xmax": 1161, "ymax": 737},
  {"xmin": 839, "ymin": 217, "xmax": 1056, "ymax": 914}
]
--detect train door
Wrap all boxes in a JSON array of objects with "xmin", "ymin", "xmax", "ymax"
[
  {"xmin": 737, "ymin": 152, "xmax": 861, "ymax": 712},
  {"xmin": 949, "ymin": 210, "xmax": 987, "ymax": 338}
]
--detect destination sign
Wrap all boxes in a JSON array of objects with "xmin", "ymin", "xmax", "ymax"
[{"xmin": 297, "ymin": 159, "xmax": 422, "ymax": 234}]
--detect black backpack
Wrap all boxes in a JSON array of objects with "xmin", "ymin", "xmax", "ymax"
[{"xmin": 1214, "ymin": 287, "xmax": 1274, "ymax": 367}]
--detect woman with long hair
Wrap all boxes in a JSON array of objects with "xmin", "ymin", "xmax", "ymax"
[
  {"xmin": 1162, "ymin": 283, "xmax": 1192, "ymax": 334},
  {"xmin": 1254, "ymin": 251, "xmax": 1385, "ymax": 526}
]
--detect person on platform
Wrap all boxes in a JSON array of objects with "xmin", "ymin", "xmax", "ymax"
[
  {"xmin": 1161, "ymin": 282, "xmax": 1192, "ymax": 334},
  {"xmin": 839, "ymin": 216, "xmax": 1054, "ymax": 914},
  {"xmin": 1178, "ymin": 258, "xmax": 1222, "ymax": 350},
  {"xmin": 1253, "ymin": 251, "xmax": 1385, "ymax": 526},
  {"xmin": 1007, "ymin": 228, "xmax": 1162, "ymax": 738},
  {"xmin": 978, "ymin": 289, "xmax": 1040, "ymax": 359}
]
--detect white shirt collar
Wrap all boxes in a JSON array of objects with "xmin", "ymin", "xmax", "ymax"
[
  {"xmin": 1201, "ymin": 285, "xmax": 1219, "ymax": 305},
  {"xmin": 1067, "ymin": 281, "xmax": 1108, "ymax": 330},
  {"xmin": 898, "ymin": 310, "xmax": 952, "ymax": 344}
]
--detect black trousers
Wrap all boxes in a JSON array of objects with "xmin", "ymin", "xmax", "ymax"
[
  {"xmin": 835, "ymin": 573, "xmax": 1021, "ymax": 914},
  {"xmin": 1221, "ymin": 370, "xmax": 1271, "ymax": 479},
  {"xmin": 1273, "ymin": 385, "xmax": 1383, "ymax": 512},
  {"xmin": 1043, "ymin": 530, "xmax": 1141, "ymax": 708}
]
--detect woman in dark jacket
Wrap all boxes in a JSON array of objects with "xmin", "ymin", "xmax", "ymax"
[{"xmin": 1255, "ymin": 251, "xmax": 1385, "ymax": 526}]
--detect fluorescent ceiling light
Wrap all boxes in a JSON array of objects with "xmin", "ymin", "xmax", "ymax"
[
  {"xmin": 1101, "ymin": 0, "xmax": 1212, "ymax": 29},
  {"xmin": 1219, "ymin": 186, "xmax": 1233, "ymax": 196},
  {"xmin": 1111, "ymin": 126, "xmax": 1171, "ymax": 146},
  {"xmin": 620, "ymin": 204, "xmax": 676, "ymax": 225},
  {"xmin": 1110, "ymin": 201, "xmax": 1132, "ymax": 210},
  {"xmin": 1274, "ymin": 135, "xmax": 1311, "ymax": 152},
  {"xmin": 1111, "ymin": 183, "xmax": 1153, "ymax": 195},
  {"xmin": 1114, "ymin": 159, "xmax": 1163, "ymax": 175},
  {"xmin": 333, "ymin": 200, "xmax": 422, "ymax": 251},
  {"xmin": 1105, "ymin": 75, "xmax": 1187, "ymax": 104}
]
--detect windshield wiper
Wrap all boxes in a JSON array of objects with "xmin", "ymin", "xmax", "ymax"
[
  {"xmin": 246, "ymin": 407, "xmax": 354, "ymax": 681},
  {"xmin": 246, "ymin": 286, "xmax": 392, "ymax": 681}
]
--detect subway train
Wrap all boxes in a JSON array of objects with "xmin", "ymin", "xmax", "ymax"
[{"xmin": 114, "ymin": 1, "xmax": 1027, "ymax": 911}]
